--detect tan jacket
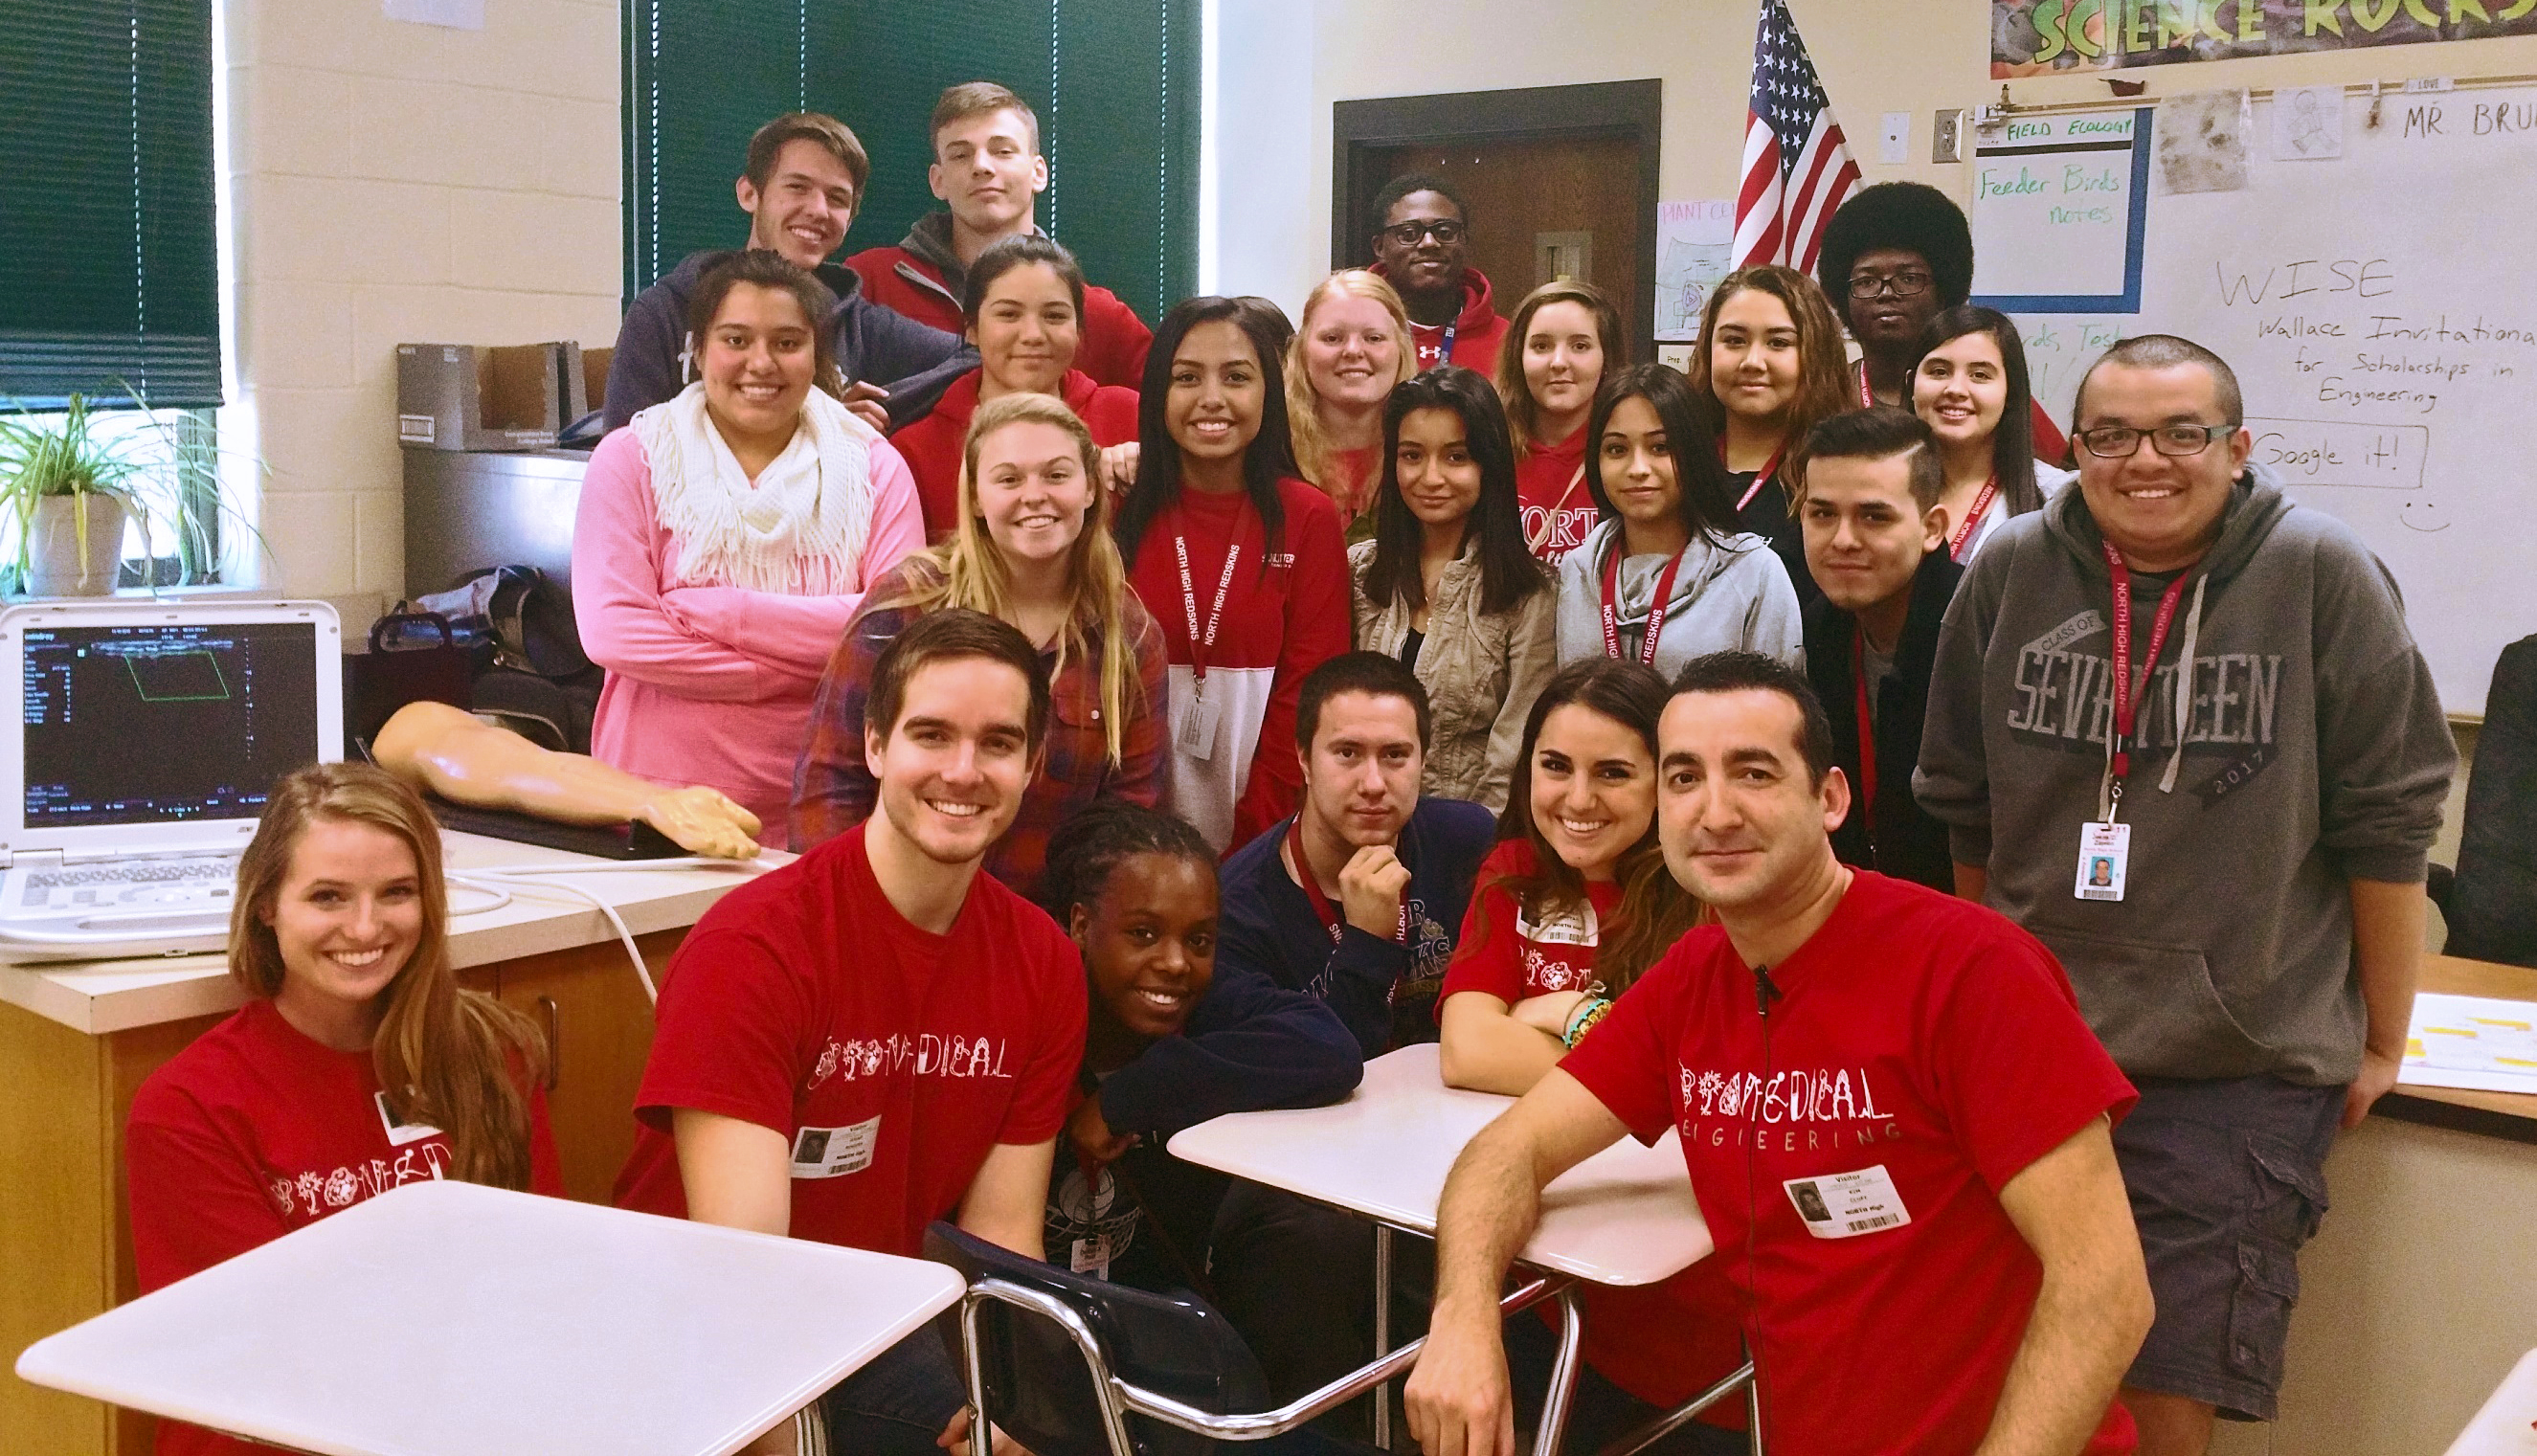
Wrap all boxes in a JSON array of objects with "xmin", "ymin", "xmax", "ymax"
[{"xmin": 1349, "ymin": 538, "xmax": 1559, "ymax": 813}]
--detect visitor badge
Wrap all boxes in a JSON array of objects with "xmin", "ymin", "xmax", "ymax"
[
  {"xmin": 2075, "ymin": 821, "xmax": 2131, "ymax": 903},
  {"xmin": 1069, "ymin": 1235, "xmax": 1112, "ymax": 1278},
  {"xmin": 790, "ymin": 1115, "xmax": 880, "ymax": 1179},
  {"xmin": 375, "ymin": 1090, "xmax": 441, "ymax": 1148},
  {"xmin": 1176, "ymin": 693, "xmax": 1222, "ymax": 760},
  {"xmin": 1785, "ymin": 1165, "xmax": 1912, "ymax": 1239}
]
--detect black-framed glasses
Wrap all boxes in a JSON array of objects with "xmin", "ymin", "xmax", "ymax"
[
  {"xmin": 1848, "ymin": 270, "xmax": 1934, "ymax": 300},
  {"xmin": 2073, "ymin": 422, "xmax": 2241, "ymax": 459},
  {"xmin": 1381, "ymin": 218, "xmax": 1466, "ymax": 247}
]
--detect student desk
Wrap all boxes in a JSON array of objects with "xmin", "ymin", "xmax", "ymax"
[
  {"xmin": 2442, "ymin": 1347, "xmax": 2537, "ymax": 1456},
  {"xmin": 2219, "ymin": 954, "xmax": 2537, "ymax": 1456},
  {"xmin": 0, "ymin": 833, "xmax": 772, "ymax": 1456},
  {"xmin": 15, "ymin": 1178, "xmax": 960, "ymax": 1455},
  {"xmin": 1168, "ymin": 1042, "xmax": 1742, "ymax": 1455}
]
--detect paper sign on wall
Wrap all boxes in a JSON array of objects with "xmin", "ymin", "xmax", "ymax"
[
  {"xmin": 384, "ymin": 0, "xmax": 484, "ymax": 30},
  {"xmin": 1653, "ymin": 200, "xmax": 1734, "ymax": 343}
]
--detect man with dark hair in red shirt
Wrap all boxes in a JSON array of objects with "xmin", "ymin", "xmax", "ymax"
[
  {"xmin": 615, "ymin": 609, "xmax": 1083, "ymax": 1456},
  {"xmin": 1404, "ymin": 650, "xmax": 2154, "ymax": 1456}
]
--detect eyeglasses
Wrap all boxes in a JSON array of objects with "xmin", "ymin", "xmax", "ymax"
[
  {"xmin": 1848, "ymin": 270, "xmax": 1934, "ymax": 300},
  {"xmin": 2073, "ymin": 423, "xmax": 2240, "ymax": 459},
  {"xmin": 1381, "ymin": 218, "xmax": 1466, "ymax": 247}
]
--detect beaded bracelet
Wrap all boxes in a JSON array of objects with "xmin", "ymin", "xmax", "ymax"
[{"xmin": 1561, "ymin": 996, "xmax": 1613, "ymax": 1048}]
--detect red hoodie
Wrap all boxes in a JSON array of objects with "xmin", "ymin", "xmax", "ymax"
[
  {"xmin": 846, "ymin": 224, "xmax": 1154, "ymax": 390},
  {"xmin": 889, "ymin": 369, "xmax": 1140, "ymax": 538},
  {"xmin": 1514, "ymin": 424, "xmax": 1595, "ymax": 561},
  {"xmin": 1371, "ymin": 263, "xmax": 1510, "ymax": 373}
]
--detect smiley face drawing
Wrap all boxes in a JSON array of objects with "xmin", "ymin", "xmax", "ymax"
[{"xmin": 2399, "ymin": 499, "xmax": 2450, "ymax": 533}]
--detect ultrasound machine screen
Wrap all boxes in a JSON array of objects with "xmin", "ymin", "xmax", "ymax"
[{"xmin": 20, "ymin": 621, "xmax": 320, "ymax": 829}]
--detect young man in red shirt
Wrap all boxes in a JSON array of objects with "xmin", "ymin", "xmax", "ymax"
[
  {"xmin": 1366, "ymin": 173, "xmax": 1509, "ymax": 372},
  {"xmin": 846, "ymin": 81, "xmax": 1153, "ymax": 389},
  {"xmin": 1405, "ymin": 650, "xmax": 2154, "ymax": 1456},
  {"xmin": 614, "ymin": 608, "xmax": 1085, "ymax": 1456}
]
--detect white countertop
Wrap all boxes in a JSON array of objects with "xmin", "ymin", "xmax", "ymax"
[
  {"xmin": 1169, "ymin": 1042, "xmax": 1713, "ymax": 1288},
  {"xmin": 15, "ymin": 1178, "xmax": 959, "ymax": 1456},
  {"xmin": 0, "ymin": 831, "xmax": 781, "ymax": 1036}
]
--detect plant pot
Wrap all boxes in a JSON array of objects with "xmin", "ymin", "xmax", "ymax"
[{"xmin": 24, "ymin": 494, "xmax": 127, "ymax": 597}]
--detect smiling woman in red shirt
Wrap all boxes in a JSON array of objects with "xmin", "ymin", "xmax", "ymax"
[
  {"xmin": 1285, "ymin": 269, "xmax": 1417, "ymax": 529},
  {"xmin": 1497, "ymin": 280, "xmax": 1627, "ymax": 563},
  {"xmin": 887, "ymin": 235, "xmax": 1139, "ymax": 539},
  {"xmin": 1115, "ymin": 297, "xmax": 1352, "ymax": 855},
  {"xmin": 126, "ymin": 763, "xmax": 560, "ymax": 1456}
]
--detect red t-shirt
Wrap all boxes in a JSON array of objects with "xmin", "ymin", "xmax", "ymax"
[
  {"xmin": 1560, "ymin": 871, "xmax": 2140, "ymax": 1456},
  {"xmin": 1514, "ymin": 427, "xmax": 1595, "ymax": 563},
  {"xmin": 126, "ymin": 997, "xmax": 563, "ymax": 1456},
  {"xmin": 1440, "ymin": 839, "xmax": 1744, "ymax": 1419},
  {"xmin": 615, "ymin": 823, "xmax": 1086, "ymax": 1257}
]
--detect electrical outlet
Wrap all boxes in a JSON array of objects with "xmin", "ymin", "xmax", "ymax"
[
  {"xmin": 1933, "ymin": 109, "xmax": 1969, "ymax": 163},
  {"xmin": 1880, "ymin": 112, "xmax": 1911, "ymax": 164}
]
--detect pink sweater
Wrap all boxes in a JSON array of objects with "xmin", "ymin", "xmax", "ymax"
[{"xmin": 572, "ymin": 426, "xmax": 926, "ymax": 844}]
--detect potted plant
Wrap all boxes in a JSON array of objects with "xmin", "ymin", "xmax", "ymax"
[{"xmin": 0, "ymin": 392, "xmax": 250, "ymax": 597}]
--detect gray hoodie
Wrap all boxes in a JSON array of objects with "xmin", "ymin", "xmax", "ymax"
[
  {"xmin": 1915, "ymin": 463, "xmax": 2456, "ymax": 1086},
  {"xmin": 1553, "ymin": 520, "xmax": 1804, "ymax": 677}
]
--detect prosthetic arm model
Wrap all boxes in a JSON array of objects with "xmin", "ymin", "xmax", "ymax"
[{"xmin": 371, "ymin": 702, "xmax": 761, "ymax": 860}]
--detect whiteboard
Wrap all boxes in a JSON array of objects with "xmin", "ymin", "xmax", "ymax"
[{"xmin": 1987, "ymin": 86, "xmax": 2537, "ymax": 716}]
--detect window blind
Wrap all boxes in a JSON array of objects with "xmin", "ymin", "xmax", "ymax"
[
  {"xmin": 623, "ymin": 0, "xmax": 1199, "ymax": 324},
  {"xmin": 0, "ymin": 0, "xmax": 221, "ymax": 408}
]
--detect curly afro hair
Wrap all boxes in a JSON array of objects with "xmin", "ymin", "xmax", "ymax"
[{"xmin": 1816, "ymin": 182, "xmax": 1974, "ymax": 325}]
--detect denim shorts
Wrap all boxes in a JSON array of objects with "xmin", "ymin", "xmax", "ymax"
[{"xmin": 2113, "ymin": 1074, "xmax": 2342, "ymax": 1422}]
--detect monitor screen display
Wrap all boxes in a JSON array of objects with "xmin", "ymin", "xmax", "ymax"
[{"xmin": 21, "ymin": 621, "xmax": 321, "ymax": 829}]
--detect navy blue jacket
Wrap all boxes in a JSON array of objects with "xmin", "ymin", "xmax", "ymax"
[
  {"xmin": 602, "ymin": 249, "xmax": 975, "ymax": 431},
  {"xmin": 1215, "ymin": 798, "xmax": 1497, "ymax": 1055}
]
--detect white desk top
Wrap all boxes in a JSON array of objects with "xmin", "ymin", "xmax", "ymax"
[
  {"xmin": 2445, "ymin": 1348, "xmax": 2537, "ymax": 1456},
  {"xmin": 14, "ymin": 1179, "xmax": 960, "ymax": 1456},
  {"xmin": 0, "ymin": 832, "xmax": 779, "ymax": 1035},
  {"xmin": 1167, "ymin": 1042, "xmax": 1713, "ymax": 1287}
]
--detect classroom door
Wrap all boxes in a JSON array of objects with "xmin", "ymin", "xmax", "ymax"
[{"xmin": 1357, "ymin": 133, "xmax": 1644, "ymax": 340}]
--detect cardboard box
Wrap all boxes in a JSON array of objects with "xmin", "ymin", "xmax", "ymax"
[
  {"xmin": 565, "ymin": 345, "xmax": 612, "ymax": 428},
  {"xmin": 396, "ymin": 343, "xmax": 563, "ymax": 451}
]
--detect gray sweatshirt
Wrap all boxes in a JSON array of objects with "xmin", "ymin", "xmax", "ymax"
[
  {"xmin": 1553, "ymin": 520, "xmax": 1803, "ymax": 677},
  {"xmin": 1915, "ymin": 464, "xmax": 2456, "ymax": 1086}
]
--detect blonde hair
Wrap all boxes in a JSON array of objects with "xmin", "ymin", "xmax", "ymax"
[
  {"xmin": 1686, "ymin": 265, "xmax": 1852, "ymax": 497},
  {"xmin": 1285, "ymin": 270, "xmax": 1416, "ymax": 515},
  {"xmin": 231, "ymin": 763, "xmax": 545, "ymax": 1190},
  {"xmin": 1494, "ymin": 279, "xmax": 1628, "ymax": 455},
  {"xmin": 879, "ymin": 392, "xmax": 1141, "ymax": 764}
]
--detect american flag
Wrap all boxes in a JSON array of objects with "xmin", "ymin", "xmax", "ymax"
[{"xmin": 1734, "ymin": 0, "xmax": 1862, "ymax": 273}]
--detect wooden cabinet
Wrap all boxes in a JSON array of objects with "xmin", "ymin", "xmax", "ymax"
[{"xmin": 2, "ymin": 928, "xmax": 682, "ymax": 1455}]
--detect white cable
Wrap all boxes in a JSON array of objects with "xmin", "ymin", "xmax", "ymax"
[{"xmin": 448, "ymin": 856, "xmax": 774, "ymax": 1007}]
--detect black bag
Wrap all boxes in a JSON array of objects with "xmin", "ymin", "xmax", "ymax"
[
  {"xmin": 413, "ymin": 566, "xmax": 605, "ymax": 753},
  {"xmin": 343, "ymin": 611, "xmax": 474, "ymax": 752}
]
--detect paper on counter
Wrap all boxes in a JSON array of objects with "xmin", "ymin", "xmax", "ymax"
[{"xmin": 2399, "ymin": 992, "xmax": 2537, "ymax": 1096}]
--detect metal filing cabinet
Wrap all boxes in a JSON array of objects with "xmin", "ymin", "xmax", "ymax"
[{"xmin": 401, "ymin": 447, "xmax": 591, "ymax": 599}]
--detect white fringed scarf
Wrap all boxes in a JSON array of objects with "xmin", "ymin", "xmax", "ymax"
[{"xmin": 633, "ymin": 381, "xmax": 881, "ymax": 594}]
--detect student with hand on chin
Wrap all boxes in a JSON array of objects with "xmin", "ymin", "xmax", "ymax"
[
  {"xmin": 1406, "ymin": 650, "xmax": 2153, "ymax": 1456},
  {"xmin": 616, "ymin": 610, "xmax": 1088, "ymax": 1456},
  {"xmin": 847, "ymin": 82, "xmax": 1152, "ymax": 389},
  {"xmin": 1794, "ymin": 407, "xmax": 1963, "ymax": 891},
  {"xmin": 604, "ymin": 112, "xmax": 967, "ymax": 434},
  {"xmin": 128, "ymin": 764, "xmax": 562, "ymax": 1456}
]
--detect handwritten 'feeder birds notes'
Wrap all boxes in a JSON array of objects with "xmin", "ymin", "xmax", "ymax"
[{"xmin": 2400, "ymin": 994, "xmax": 2537, "ymax": 1096}]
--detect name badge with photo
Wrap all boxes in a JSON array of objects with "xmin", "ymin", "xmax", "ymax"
[
  {"xmin": 1784, "ymin": 1164, "xmax": 1913, "ymax": 1240},
  {"xmin": 791, "ymin": 1115, "xmax": 881, "ymax": 1180},
  {"xmin": 375, "ymin": 1091, "xmax": 442, "ymax": 1148},
  {"xmin": 2074, "ymin": 820, "xmax": 2132, "ymax": 903}
]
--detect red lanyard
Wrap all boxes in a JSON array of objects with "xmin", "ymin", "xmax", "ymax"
[
  {"xmin": 1729, "ymin": 443, "xmax": 1786, "ymax": 513},
  {"xmin": 1947, "ymin": 476, "xmax": 2000, "ymax": 561},
  {"xmin": 2101, "ymin": 541, "xmax": 2192, "ymax": 789},
  {"xmin": 1172, "ymin": 529, "xmax": 1242, "ymax": 688},
  {"xmin": 1856, "ymin": 361, "xmax": 1877, "ymax": 409},
  {"xmin": 1852, "ymin": 633, "xmax": 1877, "ymax": 847},
  {"xmin": 1287, "ymin": 816, "xmax": 1406, "ymax": 946},
  {"xmin": 1599, "ymin": 543, "xmax": 1688, "ymax": 666}
]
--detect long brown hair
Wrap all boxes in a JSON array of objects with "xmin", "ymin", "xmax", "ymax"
[
  {"xmin": 1485, "ymin": 659, "xmax": 1703, "ymax": 994},
  {"xmin": 231, "ymin": 763, "xmax": 545, "ymax": 1189},
  {"xmin": 874, "ymin": 392, "xmax": 1143, "ymax": 765},
  {"xmin": 1494, "ymin": 279, "xmax": 1628, "ymax": 455},
  {"xmin": 1686, "ymin": 264, "xmax": 1850, "ymax": 499},
  {"xmin": 685, "ymin": 248, "xmax": 844, "ymax": 401}
]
